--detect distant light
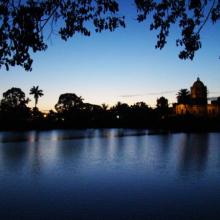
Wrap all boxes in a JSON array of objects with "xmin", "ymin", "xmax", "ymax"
[{"xmin": 116, "ymin": 115, "xmax": 120, "ymax": 119}]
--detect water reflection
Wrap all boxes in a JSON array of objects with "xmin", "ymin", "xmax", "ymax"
[
  {"xmin": 0, "ymin": 129, "xmax": 220, "ymax": 220},
  {"xmin": 157, "ymin": 135, "xmax": 172, "ymax": 156},
  {"xmin": 0, "ymin": 131, "xmax": 34, "ymax": 143},
  {"xmin": 178, "ymin": 133, "xmax": 210, "ymax": 175},
  {"xmin": 154, "ymin": 134, "xmax": 172, "ymax": 171},
  {"xmin": 0, "ymin": 141, "xmax": 29, "ymax": 172},
  {"xmin": 30, "ymin": 132, "xmax": 42, "ymax": 175},
  {"xmin": 0, "ymin": 130, "xmax": 215, "ymax": 177}
]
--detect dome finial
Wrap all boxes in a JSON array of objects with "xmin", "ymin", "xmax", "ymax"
[{"xmin": 197, "ymin": 76, "xmax": 200, "ymax": 81}]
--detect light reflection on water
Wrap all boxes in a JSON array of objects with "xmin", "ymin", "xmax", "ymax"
[{"xmin": 0, "ymin": 129, "xmax": 220, "ymax": 219}]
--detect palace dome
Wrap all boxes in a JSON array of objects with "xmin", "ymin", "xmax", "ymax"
[
  {"xmin": 192, "ymin": 77, "xmax": 205, "ymax": 88},
  {"xmin": 190, "ymin": 77, "xmax": 207, "ymax": 102}
]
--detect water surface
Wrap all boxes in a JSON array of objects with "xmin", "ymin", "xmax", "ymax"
[{"xmin": 0, "ymin": 129, "xmax": 220, "ymax": 220}]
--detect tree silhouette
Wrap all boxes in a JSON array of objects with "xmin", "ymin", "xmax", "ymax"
[
  {"xmin": 0, "ymin": 0, "xmax": 125, "ymax": 71},
  {"xmin": 55, "ymin": 93, "xmax": 84, "ymax": 113},
  {"xmin": 101, "ymin": 103, "xmax": 109, "ymax": 111},
  {"xmin": 156, "ymin": 96, "xmax": 169, "ymax": 120},
  {"xmin": 110, "ymin": 102, "xmax": 131, "ymax": 124},
  {"xmin": 177, "ymin": 89, "xmax": 190, "ymax": 104},
  {"xmin": 131, "ymin": 101, "xmax": 149, "ymax": 110},
  {"xmin": 0, "ymin": 87, "xmax": 30, "ymax": 110},
  {"xmin": 0, "ymin": 87, "xmax": 30, "ymax": 125},
  {"xmin": 156, "ymin": 96, "xmax": 169, "ymax": 110},
  {"xmin": 111, "ymin": 102, "xmax": 130, "ymax": 115},
  {"xmin": 136, "ymin": 0, "xmax": 220, "ymax": 60},
  {"xmin": 29, "ymin": 86, "xmax": 44, "ymax": 108},
  {"xmin": 1, "ymin": 0, "xmax": 219, "ymax": 71}
]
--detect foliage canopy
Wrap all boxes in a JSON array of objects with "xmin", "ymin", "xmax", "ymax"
[
  {"xmin": 0, "ymin": 87, "xmax": 29, "ymax": 109},
  {"xmin": 55, "ymin": 93, "xmax": 84, "ymax": 113},
  {"xmin": 0, "ymin": 0, "xmax": 219, "ymax": 71}
]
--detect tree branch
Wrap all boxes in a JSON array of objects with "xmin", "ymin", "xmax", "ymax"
[{"xmin": 197, "ymin": 0, "xmax": 216, "ymax": 34}]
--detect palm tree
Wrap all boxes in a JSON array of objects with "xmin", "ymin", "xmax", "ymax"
[
  {"xmin": 177, "ymin": 89, "xmax": 190, "ymax": 104},
  {"xmin": 29, "ymin": 86, "xmax": 44, "ymax": 108},
  {"xmin": 101, "ymin": 103, "xmax": 108, "ymax": 111}
]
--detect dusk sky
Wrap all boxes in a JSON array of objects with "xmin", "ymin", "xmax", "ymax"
[{"xmin": 0, "ymin": 1, "xmax": 220, "ymax": 111}]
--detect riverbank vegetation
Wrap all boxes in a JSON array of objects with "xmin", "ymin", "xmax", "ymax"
[{"xmin": 0, "ymin": 87, "xmax": 220, "ymax": 132}]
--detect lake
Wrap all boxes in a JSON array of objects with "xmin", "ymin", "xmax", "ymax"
[{"xmin": 0, "ymin": 129, "xmax": 220, "ymax": 220}]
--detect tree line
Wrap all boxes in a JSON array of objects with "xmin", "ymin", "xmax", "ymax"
[
  {"xmin": 0, "ymin": 86, "xmax": 171, "ymax": 130},
  {"xmin": 0, "ymin": 86, "xmax": 220, "ymax": 131}
]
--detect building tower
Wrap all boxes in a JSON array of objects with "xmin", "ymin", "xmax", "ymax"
[{"xmin": 190, "ymin": 77, "xmax": 207, "ymax": 105}]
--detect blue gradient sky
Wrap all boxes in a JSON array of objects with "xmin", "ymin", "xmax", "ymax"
[{"xmin": 0, "ymin": 2, "xmax": 220, "ymax": 111}]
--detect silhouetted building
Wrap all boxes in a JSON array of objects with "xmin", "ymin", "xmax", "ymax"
[{"xmin": 175, "ymin": 78, "xmax": 220, "ymax": 116}]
